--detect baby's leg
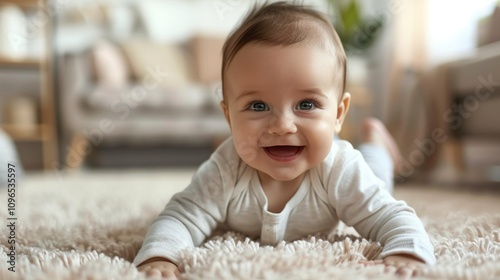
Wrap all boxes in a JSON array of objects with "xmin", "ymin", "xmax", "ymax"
[{"xmin": 356, "ymin": 118, "xmax": 402, "ymax": 194}]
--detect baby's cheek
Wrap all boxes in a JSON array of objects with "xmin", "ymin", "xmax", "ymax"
[
  {"xmin": 309, "ymin": 121, "xmax": 334, "ymax": 158},
  {"xmin": 233, "ymin": 134, "xmax": 260, "ymax": 164},
  {"xmin": 312, "ymin": 119, "xmax": 335, "ymax": 137}
]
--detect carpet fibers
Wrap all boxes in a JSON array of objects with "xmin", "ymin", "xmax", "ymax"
[{"xmin": 1, "ymin": 169, "xmax": 499, "ymax": 279}]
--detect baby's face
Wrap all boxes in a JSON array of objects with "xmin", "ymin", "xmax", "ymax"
[{"xmin": 222, "ymin": 43, "xmax": 349, "ymax": 183}]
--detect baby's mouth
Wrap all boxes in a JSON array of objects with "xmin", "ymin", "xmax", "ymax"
[{"xmin": 263, "ymin": 146, "xmax": 304, "ymax": 162}]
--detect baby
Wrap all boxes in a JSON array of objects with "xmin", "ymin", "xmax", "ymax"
[{"xmin": 134, "ymin": 2, "xmax": 435, "ymax": 279}]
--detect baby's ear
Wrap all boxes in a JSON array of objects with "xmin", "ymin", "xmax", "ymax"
[
  {"xmin": 220, "ymin": 101, "xmax": 231, "ymax": 126},
  {"xmin": 334, "ymin": 92, "xmax": 351, "ymax": 133}
]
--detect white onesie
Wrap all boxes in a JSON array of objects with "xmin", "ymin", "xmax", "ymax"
[{"xmin": 134, "ymin": 138, "xmax": 436, "ymax": 266}]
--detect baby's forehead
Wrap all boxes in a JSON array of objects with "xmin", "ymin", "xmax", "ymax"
[
  {"xmin": 226, "ymin": 43, "xmax": 343, "ymax": 96},
  {"xmin": 232, "ymin": 38, "xmax": 338, "ymax": 65},
  {"xmin": 233, "ymin": 38, "xmax": 341, "ymax": 72}
]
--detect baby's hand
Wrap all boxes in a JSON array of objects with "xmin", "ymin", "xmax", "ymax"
[
  {"xmin": 382, "ymin": 254, "xmax": 426, "ymax": 278},
  {"xmin": 137, "ymin": 257, "xmax": 180, "ymax": 279},
  {"xmin": 359, "ymin": 254, "xmax": 425, "ymax": 278}
]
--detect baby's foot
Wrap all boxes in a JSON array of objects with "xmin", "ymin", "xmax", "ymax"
[{"xmin": 361, "ymin": 118, "xmax": 402, "ymax": 173}]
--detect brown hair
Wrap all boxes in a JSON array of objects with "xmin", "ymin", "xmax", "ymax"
[{"xmin": 221, "ymin": 1, "xmax": 346, "ymax": 101}]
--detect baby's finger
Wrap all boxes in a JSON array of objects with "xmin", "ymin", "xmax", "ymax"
[
  {"xmin": 143, "ymin": 268, "xmax": 163, "ymax": 277},
  {"xmin": 383, "ymin": 265, "xmax": 397, "ymax": 274},
  {"xmin": 395, "ymin": 266, "xmax": 413, "ymax": 279}
]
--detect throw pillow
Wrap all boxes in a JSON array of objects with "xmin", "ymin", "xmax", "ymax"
[{"xmin": 92, "ymin": 40, "xmax": 129, "ymax": 89}]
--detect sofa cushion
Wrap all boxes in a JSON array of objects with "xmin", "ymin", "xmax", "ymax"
[
  {"xmin": 83, "ymin": 84, "xmax": 208, "ymax": 113},
  {"xmin": 121, "ymin": 40, "xmax": 192, "ymax": 89}
]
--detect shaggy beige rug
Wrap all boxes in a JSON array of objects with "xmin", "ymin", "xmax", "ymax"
[{"xmin": 1, "ymin": 169, "xmax": 499, "ymax": 279}]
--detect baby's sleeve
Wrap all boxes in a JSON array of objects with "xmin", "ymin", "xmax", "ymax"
[
  {"xmin": 133, "ymin": 157, "xmax": 233, "ymax": 267},
  {"xmin": 326, "ymin": 150, "xmax": 436, "ymax": 265}
]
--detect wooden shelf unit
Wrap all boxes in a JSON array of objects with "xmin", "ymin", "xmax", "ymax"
[
  {"xmin": 0, "ymin": 124, "xmax": 44, "ymax": 141},
  {"xmin": 0, "ymin": 0, "xmax": 39, "ymax": 8},
  {"xmin": 0, "ymin": 0, "xmax": 58, "ymax": 170},
  {"xmin": 0, "ymin": 57, "xmax": 40, "ymax": 68}
]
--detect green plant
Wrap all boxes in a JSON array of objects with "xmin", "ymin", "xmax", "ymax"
[{"xmin": 326, "ymin": 0, "xmax": 385, "ymax": 54}]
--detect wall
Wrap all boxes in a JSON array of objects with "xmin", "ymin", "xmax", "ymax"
[{"xmin": 55, "ymin": 0, "xmax": 327, "ymax": 53}]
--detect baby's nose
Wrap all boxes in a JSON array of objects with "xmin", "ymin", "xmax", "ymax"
[{"xmin": 267, "ymin": 113, "xmax": 297, "ymax": 135}]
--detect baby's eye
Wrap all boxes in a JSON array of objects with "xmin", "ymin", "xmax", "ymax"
[
  {"xmin": 296, "ymin": 100, "xmax": 316, "ymax": 111},
  {"xmin": 249, "ymin": 101, "xmax": 269, "ymax": 111}
]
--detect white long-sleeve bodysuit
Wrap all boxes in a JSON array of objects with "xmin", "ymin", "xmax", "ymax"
[{"xmin": 134, "ymin": 138, "xmax": 436, "ymax": 266}]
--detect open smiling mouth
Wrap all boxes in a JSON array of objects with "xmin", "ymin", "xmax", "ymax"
[{"xmin": 263, "ymin": 146, "xmax": 304, "ymax": 162}]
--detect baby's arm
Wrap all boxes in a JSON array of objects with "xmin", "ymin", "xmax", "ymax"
[
  {"xmin": 338, "ymin": 185, "xmax": 435, "ymax": 265},
  {"xmin": 327, "ymin": 150, "xmax": 436, "ymax": 266},
  {"xmin": 134, "ymin": 158, "xmax": 233, "ymax": 270}
]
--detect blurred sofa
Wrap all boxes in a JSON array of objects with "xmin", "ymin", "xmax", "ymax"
[
  {"xmin": 448, "ymin": 41, "xmax": 500, "ymax": 138},
  {"xmin": 441, "ymin": 40, "xmax": 500, "ymax": 169},
  {"xmin": 446, "ymin": 6, "xmax": 500, "ymax": 170},
  {"xmin": 415, "ymin": 40, "xmax": 500, "ymax": 173},
  {"xmin": 395, "ymin": 6, "xmax": 500, "ymax": 179},
  {"xmin": 58, "ymin": 37, "xmax": 230, "ymax": 167}
]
